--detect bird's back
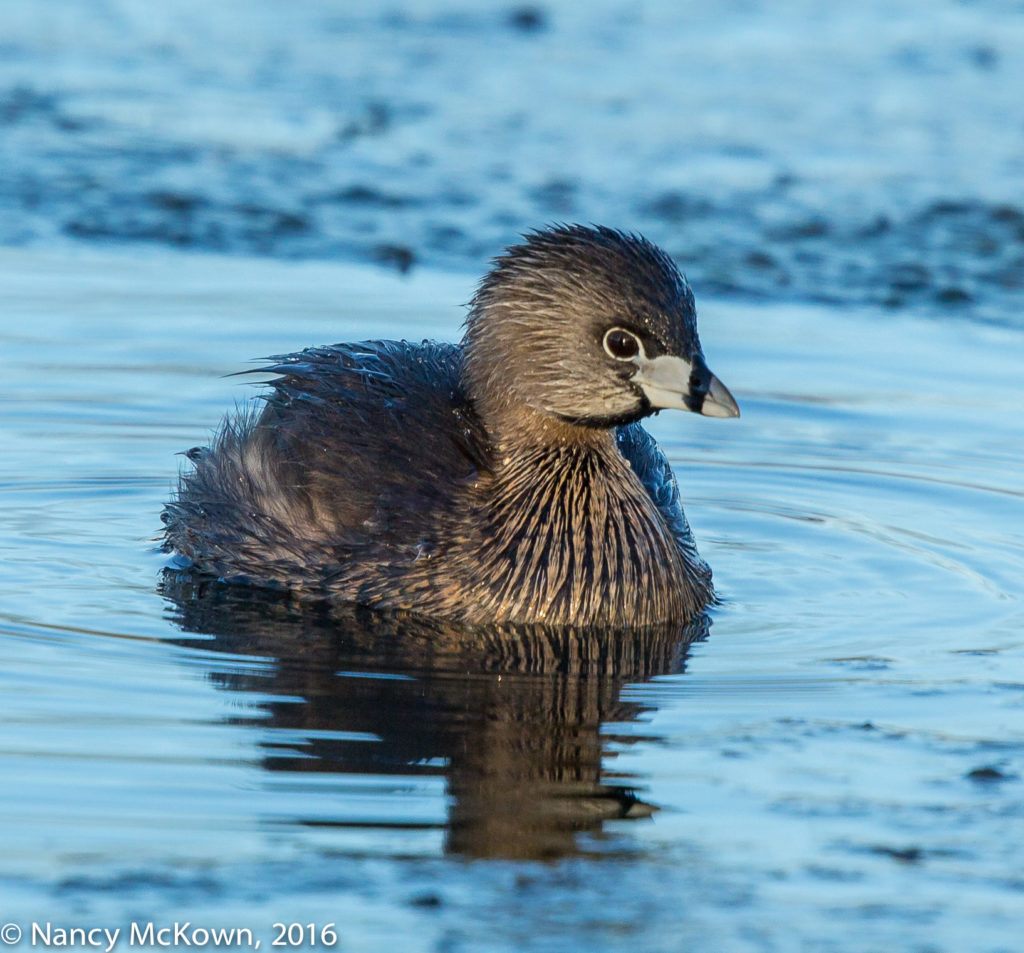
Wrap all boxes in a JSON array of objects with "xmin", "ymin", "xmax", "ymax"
[{"xmin": 163, "ymin": 340, "xmax": 488, "ymax": 592}]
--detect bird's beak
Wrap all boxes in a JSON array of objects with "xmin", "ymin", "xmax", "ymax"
[{"xmin": 631, "ymin": 353, "xmax": 740, "ymax": 418}]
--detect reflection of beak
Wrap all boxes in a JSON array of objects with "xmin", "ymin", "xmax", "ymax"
[{"xmin": 631, "ymin": 353, "xmax": 740, "ymax": 418}]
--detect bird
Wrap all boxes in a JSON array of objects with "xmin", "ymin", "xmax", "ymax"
[{"xmin": 162, "ymin": 224, "xmax": 739, "ymax": 627}]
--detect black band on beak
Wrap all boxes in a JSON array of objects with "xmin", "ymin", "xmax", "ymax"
[{"xmin": 684, "ymin": 354, "xmax": 712, "ymax": 413}]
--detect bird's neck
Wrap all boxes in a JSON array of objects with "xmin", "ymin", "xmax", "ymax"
[
  {"xmin": 485, "ymin": 402, "xmax": 617, "ymax": 464},
  {"xmin": 466, "ymin": 414, "xmax": 689, "ymax": 627}
]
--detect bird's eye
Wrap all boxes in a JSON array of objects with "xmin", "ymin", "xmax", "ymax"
[{"xmin": 603, "ymin": 328, "xmax": 642, "ymax": 361}]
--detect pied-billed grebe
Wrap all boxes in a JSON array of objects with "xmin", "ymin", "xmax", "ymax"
[{"xmin": 163, "ymin": 224, "xmax": 739, "ymax": 627}]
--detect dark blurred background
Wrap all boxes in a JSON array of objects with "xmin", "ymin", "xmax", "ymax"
[{"xmin": 2, "ymin": 0, "xmax": 1022, "ymax": 321}]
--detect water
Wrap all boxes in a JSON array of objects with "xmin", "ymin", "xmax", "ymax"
[
  {"xmin": 2, "ymin": 1, "xmax": 1024, "ymax": 951},
  {"xmin": 2, "ymin": 0, "xmax": 1023, "ymax": 319}
]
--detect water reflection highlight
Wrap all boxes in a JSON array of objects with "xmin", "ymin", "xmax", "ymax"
[{"xmin": 161, "ymin": 570, "xmax": 710, "ymax": 860}]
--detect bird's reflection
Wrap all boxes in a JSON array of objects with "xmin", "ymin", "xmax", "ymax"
[{"xmin": 160, "ymin": 570, "xmax": 708, "ymax": 859}]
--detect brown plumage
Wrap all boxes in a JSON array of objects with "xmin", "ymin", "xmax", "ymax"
[{"xmin": 162, "ymin": 224, "xmax": 739, "ymax": 626}]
